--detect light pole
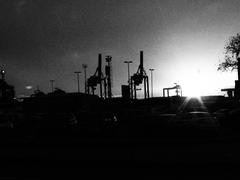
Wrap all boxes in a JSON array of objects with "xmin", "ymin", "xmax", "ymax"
[
  {"xmin": 74, "ymin": 71, "xmax": 81, "ymax": 93},
  {"xmin": 124, "ymin": 61, "xmax": 133, "ymax": 85},
  {"xmin": 50, "ymin": 79, "xmax": 55, "ymax": 93},
  {"xmin": 149, "ymin": 69, "xmax": 155, "ymax": 97},
  {"xmin": 82, "ymin": 64, "xmax": 88, "ymax": 93}
]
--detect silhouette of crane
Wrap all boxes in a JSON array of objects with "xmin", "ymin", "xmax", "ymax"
[
  {"xmin": 130, "ymin": 51, "xmax": 149, "ymax": 99},
  {"xmin": 87, "ymin": 54, "xmax": 105, "ymax": 98},
  {"xmin": 87, "ymin": 54, "xmax": 113, "ymax": 98}
]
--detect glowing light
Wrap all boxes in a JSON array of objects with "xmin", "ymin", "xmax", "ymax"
[
  {"xmin": 181, "ymin": 72, "xmax": 206, "ymax": 97},
  {"xmin": 183, "ymin": 80, "xmax": 205, "ymax": 98},
  {"xmin": 25, "ymin": 86, "xmax": 32, "ymax": 90},
  {"xmin": 174, "ymin": 59, "xmax": 220, "ymax": 97},
  {"xmin": 178, "ymin": 96, "xmax": 208, "ymax": 113}
]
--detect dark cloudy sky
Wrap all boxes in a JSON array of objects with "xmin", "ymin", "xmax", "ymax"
[{"xmin": 1, "ymin": 0, "xmax": 240, "ymax": 97}]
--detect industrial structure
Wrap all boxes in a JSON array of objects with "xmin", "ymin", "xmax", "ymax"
[
  {"xmin": 163, "ymin": 83, "xmax": 182, "ymax": 97},
  {"xmin": 87, "ymin": 54, "xmax": 113, "ymax": 99},
  {"xmin": 130, "ymin": 51, "xmax": 150, "ymax": 99},
  {"xmin": 221, "ymin": 88, "xmax": 235, "ymax": 98},
  {"xmin": 105, "ymin": 56, "xmax": 113, "ymax": 98},
  {"xmin": 87, "ymin": 54, "xmax": 105, "ymax": 97}
]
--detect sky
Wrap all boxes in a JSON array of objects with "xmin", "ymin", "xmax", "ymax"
[{"xmin": 1, "ymin": 0, "xmax": 240, "ymax": 97}]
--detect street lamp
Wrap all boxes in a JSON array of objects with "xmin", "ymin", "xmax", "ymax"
[
  {"xmin": 82, "ymin": 64, "xmax": 88, "ymax": 93},
  {"xmin": 50, "ymin": 79, "xmax": 55, "ymax": 93},
  {"xmin": 74, "ymin": 71, "xmax": 81, "ymax": 93},
  {"xmin": 124, "ymin": 61, "xmax": 133, "ymax": 85},
  {"xmin": 149, "ymin": 69, "xmax": 155, "ymax": 97}
]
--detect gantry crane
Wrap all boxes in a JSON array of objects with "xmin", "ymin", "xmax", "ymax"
[
  {"xmin": 87, "ymin": 54, "xmax": 113, "ymax": 98},
  {"xmin": 130, "ymin": 51, "xmax": 149, "ymax": 99},
  {"xmin": 87, "ymin": 54, "xmax": 106, "ymax": 98}
]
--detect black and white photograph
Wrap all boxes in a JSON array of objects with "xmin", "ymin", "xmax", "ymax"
[{"xmin": 1, "ymin": 0, "xmax": 240, "ymax": 179}]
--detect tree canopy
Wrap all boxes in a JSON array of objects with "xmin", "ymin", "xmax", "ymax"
[{"xmin": 218, "ymin": 33, "xmax": 240, "ymax": 71}]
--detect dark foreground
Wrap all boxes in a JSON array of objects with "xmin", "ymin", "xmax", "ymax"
[
  {"xmin": 1, "ymin": 117, "xmax": 240, "ymax": 179},
  {"xmin": 1, "ymin": 96, "xmax": 240, "ymax": 179}
]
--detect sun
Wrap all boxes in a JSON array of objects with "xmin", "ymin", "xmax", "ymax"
[
  {"xmin": 179, "ymin": 68, "xmax": 213, "ymax": 97},
  {"xmin": 184, "ymin": 85, "xmax": 203, "ymax": 98},
  {"xmin": 183, "ymin": 78, "xmax": 205, "ymax": 97}
]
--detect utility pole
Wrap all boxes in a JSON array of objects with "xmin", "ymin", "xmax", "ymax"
[
  {"xmin": 149, "ymin": 69, "xmax": 155, "ymax": 97},
  {"xmin": 50, "ymin": 79, "xmax": 55, "ymax": 93},
  {"xmin": 82, "ymin": 64, "xmax": 88, "ymax": 93},
  {"xmin": 124, "ymin": 61, "xmax": 133, "ymax": 85},
  {"xmin": 74, "ymin": 71, "xmax": 81, "ymax": 93}
]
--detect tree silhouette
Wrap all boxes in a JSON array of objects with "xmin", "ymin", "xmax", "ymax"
[{"xmin": 218, "ymin": 33, "xmax": 240, "ymax": 80}]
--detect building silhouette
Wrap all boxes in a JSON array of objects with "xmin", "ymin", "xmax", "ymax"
[{"xmin": 0, "ymin": 79, "xmax": 15, "ymax": 101}]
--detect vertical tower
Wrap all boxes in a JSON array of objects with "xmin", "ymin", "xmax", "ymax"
[
  {"xmin": 82, "ymin": 64, "xmax": 88, "ymax": 93},
  {"xmin": 105, "ymin": 56, "xmax": 112, "ymax": 98},
  {"xmin": 140, "ymin": 51, "xmax": 144, "ymax": 76},
  {"xmin": 98, "ymin": 54, "xmax": 103, "ymax": 98}
]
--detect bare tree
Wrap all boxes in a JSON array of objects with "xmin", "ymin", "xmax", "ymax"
[
  {"xmin": 218, "ymin": 33, "xmax": 240, "ymax": 80},
  {"xmin": 218, "ymin": 33, "xmax": 240, "ymax": 99}
]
